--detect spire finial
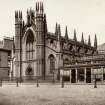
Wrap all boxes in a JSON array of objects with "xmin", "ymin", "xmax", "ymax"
[
  {"xmin": 42, "ymin": 2, "xmax": 44, "ymax": 12},
  {"xmin": 40, "ymin": 2, "xmax": 43, "ymax": 13},
  {"xmin": 20, "ymin": 11, "xmax": 22, "ymax": 19},
  {"xmin": 94, "ymin": 34, "xmax": 97, "ymax": 49},
  {"xmin": 27, "ymin": 9, "xmax": 28, "ymax": 14},
  {"xmin": 40, "ymin": 2, "xmax": 41, "ymax": 12},
  {"xmin": 65, "ymin": 26, "xmax": 68, "ymax": 40},
  {"xmin": 88, "ymin": 35, "xmax": 91, "ymax": 46},
  {"xmin": 36, "ymin": 2, "xmax": 38, "ymax": 11},
  {"xmin": 19, "ymin": 10, "xmax": 21, "ymax": 18},
  {"xmin": 74, "ymin": 29, "xmax": 77, "ymax": 41},
  {"xmin": 44, "ymin": 14, "xmax": 47, "ymax": 32},
  {"xmin": 37, "ymin": 2, "xmax": 39, "ymax": 11},
  {"xmin": 58, "ymin": 24, "xmax": 61, "ymax": 36},
  {"xmin": 55, "ymin": 22, "xmax": 58, "ymax": 35},
  {"xmin": 15, "ymin": 11, "xmax": 18, "ymax": 18},
  {"xmin": 57, "ymin": 24, "xmax": 61, "ymax": 40},
  {"xmin": 81, "ymin": 32, "xmax": 84, "ymax": 43}
]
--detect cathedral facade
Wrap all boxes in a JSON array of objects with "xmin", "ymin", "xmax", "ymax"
[{"xmin": 13, "ymin": 2, "xmax": 98, "ymax": 82}]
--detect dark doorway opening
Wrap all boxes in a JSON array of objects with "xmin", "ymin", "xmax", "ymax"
[
  {"xmin": 63, "ymin": 76, "xmax": 70, "ymax": 81},
  {"xmin": 71, "ymin": 69, "xmax": 76, "ymax": 83},
  {"xmin": 78, "ymin": 69, "xmax": 84, "ymax": 82},
  {"xmin": 86, "ymin": 68, "xmax": 91, "ymax": 83}
]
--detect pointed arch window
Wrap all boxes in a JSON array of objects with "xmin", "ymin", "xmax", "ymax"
[
  {"xmin": 49, "ymin": 55, "xmax": 55, "ymax": 73},
  {"xmin": 64, "ymin": 58, "xmax": 69, "ymax": 65},
  {"xmin": 26, "ymin": 30, "xmax": 35, "ymax": 60}
]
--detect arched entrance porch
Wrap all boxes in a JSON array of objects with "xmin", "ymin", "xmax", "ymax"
[{"xmin": 25, "ymin": 66, "xmax": 34, "ymax": 80}]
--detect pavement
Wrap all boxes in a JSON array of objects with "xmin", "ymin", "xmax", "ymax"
[{"xmin": 0, "ymin": 84, "xmax": 105, "ymax": 105}]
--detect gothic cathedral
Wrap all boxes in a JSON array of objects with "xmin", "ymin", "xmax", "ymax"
[{"xmin": 13, "ymin": 2, "xmax": 97, "ymax": 81}]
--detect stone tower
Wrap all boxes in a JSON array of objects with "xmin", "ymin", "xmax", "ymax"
[
  {"xmin": 35, "ymin": 2, "xmax": 46, "ymax": 79},
  {"xmin": 15, "ymin": 11, "xmax": 23, "ymax": 80}
]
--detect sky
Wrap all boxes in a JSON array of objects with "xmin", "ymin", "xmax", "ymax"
[{"xmin": 0, "ymin": 0, "xmax": 105, "ymax": 45}]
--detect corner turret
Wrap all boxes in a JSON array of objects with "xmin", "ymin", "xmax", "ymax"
[
  {"xmin": 35, "ymin": 2, "xmax": 46, "ymax": 79},
  {"xmin": 14, "ymin": 10, "xmax": 23, "ymax": 80}
]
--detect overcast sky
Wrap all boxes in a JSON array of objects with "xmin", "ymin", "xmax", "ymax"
[{"xmin": 0, "ymin": 0, "xmax": 105, "ymax": 45}]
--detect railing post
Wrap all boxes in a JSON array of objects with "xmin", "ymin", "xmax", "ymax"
[
  {"xmin": 36, "ymin": 77, "xmax": 39, "ymax": 87},
  {"xmin": 61, "ymin": 76, "xmax": 64, "ymax": 88},
  {"xmin": 0, "ymin": 79, "xmax": 2, "ymax": 87},
  {"xmin": 53, "ymin": 71, "xmax": 55, "ymax": 83},
  {"xmin": 84, "ymin": 68, "xmax": 86, "ymax": 83},
  {"xmin": 16, "ymin": 78, "xmax": 19, "ymax": 87},
  {"xmin": 102, "ymin": 67, "xmax": 104, "ymax": 83},
  {"xmin": 69, "ymin": 69, "xmax": 71, "ymax": 83},
  {"xmin": 94, "ymin": 75, "xmax": 97, "ymax": 88}
]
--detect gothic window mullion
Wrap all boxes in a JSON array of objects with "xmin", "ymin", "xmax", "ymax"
[
  {"xmin": 32, "ymin": 43, "xmax": 33, "ymax": 59},
  {"xmin": 29, "ymin": 43, "xmax": 30, "ymax": 60},
  {"xmin": 50, "ymin": 56, "xmax": 55, "ymax": 74},
  {"xmin": 26, "ymin": 30, "xmax": 35, "ymax": 61}
]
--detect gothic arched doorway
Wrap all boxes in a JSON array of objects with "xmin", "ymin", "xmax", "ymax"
[{"xmin": 26, "ymin": 66, "xmax": 34, "ymax": 80}]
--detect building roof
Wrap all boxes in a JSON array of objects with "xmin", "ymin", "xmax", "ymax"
[
  {"xmin": 97, "ymin": 43, "xmax": 105, "ymax": 54},
  {"xmin": 0, "ymin": 48, "xmax": 11, "ymax": 52},
  {"xmin": 47, "ymin": 32, "xmax": 95, "ymax": 50}
]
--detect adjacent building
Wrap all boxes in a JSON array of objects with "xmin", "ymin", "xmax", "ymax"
[{"xmin": 0, "ymin": 37, "xmax": 13, "ymax": 79}]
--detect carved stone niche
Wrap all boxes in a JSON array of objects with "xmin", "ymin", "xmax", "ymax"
[
  {"xmin": 87, "ymin": 49, "xmax": 93, "ymax": 55},
  {"xmin": 54, "ymin": 40, "xmax": 57, "ymax": 48},
  {"xmin": 63, "ymin": 57, "xmax": 70, "ymax": 65},
  {"xmin": 63, "ymin": 42, "xmax": 68, "ymax": 50},
  {"xmin": 79, "ymin": 47, "xmax": 84, "ymax": 54},
  {"xmin": 77, "ymin": 46, "xmax": 81, "ymax": 53},
  {"xmin": 68, "ymin": 44, "xmax": 73, "ymax": 51}
]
